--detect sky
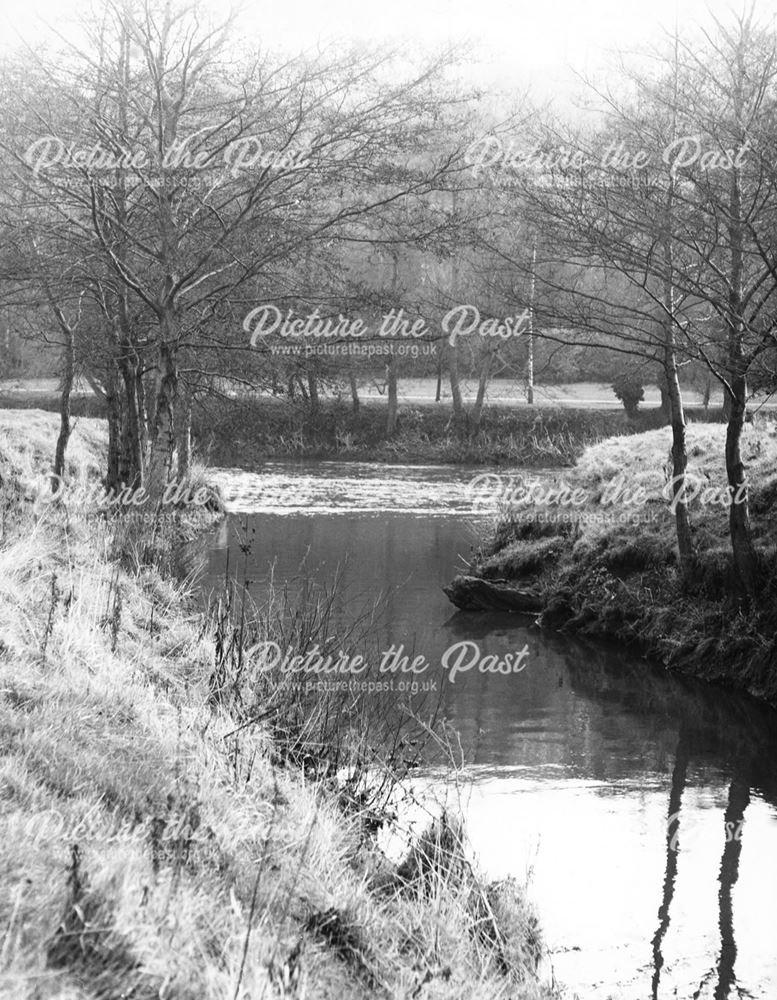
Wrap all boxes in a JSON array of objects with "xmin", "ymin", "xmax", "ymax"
[{"xmin": 0, "ymin": 0, "xmax": 760, "ymax": 104}]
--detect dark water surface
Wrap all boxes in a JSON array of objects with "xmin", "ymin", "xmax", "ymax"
[{"xmin": 197, "ymin": 461, "xmax": 777, "ymax": 1000}]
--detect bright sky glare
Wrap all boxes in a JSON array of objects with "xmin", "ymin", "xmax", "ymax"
[{"xmin": 0, "ymin": 0, "xmax": 762, "ymax": 103}]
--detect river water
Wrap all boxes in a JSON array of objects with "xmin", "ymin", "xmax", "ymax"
[{"xmin": 196, "ymin": 460, "xmax": 777, "ymax": 1000}]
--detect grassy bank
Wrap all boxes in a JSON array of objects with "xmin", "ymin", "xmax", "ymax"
[
  {"xmin": 193, "ymin": 397, "xmax": 661, "ymax": 466},
  {"xmin": 0, "ymin": 386, "xmax": 724, "ymax": 466},
  {"xmin": 0, "ymin": 410, "xmax": 553, "ymax": 1000},
  {"xmin": 193, "ymin": 397, "xmax": 730, "ymax": 467},
  {"xmin": 460, "ymin": 419, "xmax": 777, "ymax": 707}
]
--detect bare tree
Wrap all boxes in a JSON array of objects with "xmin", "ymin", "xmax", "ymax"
[{"xmin": 5, "ymin": 0, "xmax": 480, "ymax": 491}]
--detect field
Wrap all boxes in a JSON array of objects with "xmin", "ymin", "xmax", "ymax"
[{"xmin": 5, "ymin": 377, "xmax": 773, "ymax": 410}]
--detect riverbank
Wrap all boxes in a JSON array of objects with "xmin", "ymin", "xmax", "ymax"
[
  {"xmin": 193, "ymin": 397, "xmax": 663, "ymax": 466},
  {"xmin": 0, "ymin": 386, "xmax": 725, "ymax": 466},
  {"xmin": 448, "ymin": 419, "xmax": 777, "ymax": 708},
  {"xmin": 0, "ymin": 410, "xmax": 554, "ymax": 1000}
]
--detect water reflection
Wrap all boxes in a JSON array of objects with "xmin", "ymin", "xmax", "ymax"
[
  {"xmin": 651, "ymin": 724, "xmax": 689, "ymax": 999},
  {"xmin": 715, "ymin": 773, "xmax": 749, "ymax": 999}
]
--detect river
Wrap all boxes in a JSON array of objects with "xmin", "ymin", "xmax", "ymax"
[{"xmin": 194, "ymin": 460, "xmax": 777, "ymax": 1000}]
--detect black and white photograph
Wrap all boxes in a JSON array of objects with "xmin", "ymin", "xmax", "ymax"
[{"xmin": 1, "ymin": 0, "xmax": 776, "ymax": 997}]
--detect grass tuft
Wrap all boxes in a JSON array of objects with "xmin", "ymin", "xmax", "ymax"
[{"xmin": 0, "ymin": 408, "xmax": 556, "ymax": 1000}]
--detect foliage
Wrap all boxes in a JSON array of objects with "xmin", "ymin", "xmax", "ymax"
[{"xmin": 611, "ymin": 372, "xmax": 645, "ymax": 416}]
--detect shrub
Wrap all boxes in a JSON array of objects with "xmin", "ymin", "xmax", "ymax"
[{"xmin": 611, "ymin": 373, "xmax": 645, "ymax": 416}]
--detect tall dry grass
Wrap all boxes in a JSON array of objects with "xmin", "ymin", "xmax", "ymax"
[{"xmin": 0, "ymin": 410, "xmax": 555, "ymax": 1000}]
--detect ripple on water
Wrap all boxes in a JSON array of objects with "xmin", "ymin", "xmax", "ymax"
[{"xmin": 208, "ymin": 462, "xmax": 536, "ymax": 516}]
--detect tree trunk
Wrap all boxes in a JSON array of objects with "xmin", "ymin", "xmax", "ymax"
[
  {"xmin": 471, "ymin": 349, "xmax": 493, "ymax": 433},
  {"xmin": 386, "ymin": 250, "xmax": 401, "ymax": 434},
  {"xmin": 105, "ymin": 378, "xmax": 122, "ymax": 493},
  {"xmin": 726, "ymin": 375, "xmax": 758, "ymax": 596},
  {"xmin": 148, "ymin": 337, "xmax": 178, "ymax": 499},
  {"xmin": 446, "ymin": 193, "xmax": 464, "ymax": 423},
  {"xmin": 660, "ymin": 90, "xmax": 693, "ymax": 573},
  {"xmin": 307, "ymin": 369, "xmax": 319, "ymax": 415},
  {"xmin": 386, "ymin": 357, "xmax": 398, "ymax": 435},
  {"xmin": 141, "ymin": 370, "xmax": 153, "ymax": 463},
  {"xmin": 725, "ymin": 150, "xmax": 758, "ymax": 597},
  {"xmin": 121, "ymin": 331, "xmax": 145, "ymax": 487},
  {"xmin": 666, "ymin": 359, "xmax": 693, "ymax": 571},
  {"xmin": 53, "ymin": 326, "xmax": 75, "ymax": 488},
  {"xmin": 661, "ymin": 264, "xmax": 693, "ymax": 572},
  {"xmin": 175, "ymin": 387, "xmax": 192, "ymax": 481},
  {"xmin": 349, "ymin": 370, "xmax": 360, "ymax": 413},
  {"xmin": 117, "ymin": 387, "xmax": 132, "ymax": 488},
  {"xmin": 527, "ymin": 237, "xmax": 537, "ymax": 405},
  {"xmin": 722, "ymin": 386, "xmax": 733, "ymax": 421},
  {"xmin": 448, "ymin": 343, "xmax": 464, "ymax": 425},
  {"xmin": 41, "ymin": 289, "xmax": 77, "ymax": 489},
  {"xmin": 117, "ymin": 352, "xmax": 143, "ymax": 488}
]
